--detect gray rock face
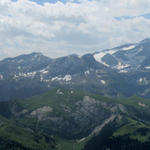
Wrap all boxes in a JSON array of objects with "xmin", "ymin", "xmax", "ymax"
[
  {"xmin": 17, "ymin": 96, "xmax": 124, "ymax": 139},
  {"xmin": 30, "ymin": 106, "xmax": 53, "ymax": 120}
]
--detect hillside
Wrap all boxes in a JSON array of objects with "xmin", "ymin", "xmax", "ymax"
[{"xmin": 1, "ymin": 88, "xmax": 150, "ymax": 149}]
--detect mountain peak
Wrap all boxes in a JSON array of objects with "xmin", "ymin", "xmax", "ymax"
[{"xmin": 92, "ymin": 37, "xmax": 150, "ymax": 72}]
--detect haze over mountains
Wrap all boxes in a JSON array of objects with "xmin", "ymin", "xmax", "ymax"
[{"xmin": 1, "ymin": 38, "xmax": 150, "ymax": 101}]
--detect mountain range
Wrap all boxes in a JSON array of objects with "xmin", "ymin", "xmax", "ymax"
[{"xmin": 1, "ymin": 38, "xmax": 150, "ymax": 101}]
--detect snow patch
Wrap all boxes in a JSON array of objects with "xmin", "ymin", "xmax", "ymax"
[
  {"xmin": 138, "ymin": 78, "xmax": 143, "ymax": 83},
  {"xmin": 63, "ymin": 74, "xmax": 72, "ymax": 81},
  {"xmin": 122, "ymin": 45, "xmax": 135, "ymax": 51},
  {"xmin": 100, "ymin": 80, "xmax": 106, "ymax": 85},
  {"xmin": 43, "ymin": 70, "xmax": 49, "ymax": 74},
  {"xmin": 56, "ymin": 89, "xmax": 63, "ymax": 95},
  {"xmin": 145, "ymin": 66, "xmax": 150, "ymax": 69},
  {"xmin": 43, "ymin": 79, "xmax": 51, "ymax": 83},
  {"xmin": 13, "ymin": 72, "xmax": 36, "ymax": 79},
  {"xmin": 137, "ymin": 78, "xmax": 149, "ymax": 85},
  {"xmin": 0, "ymin": 74, "xmax": 3, "ymax": 80},
  {"xmin": 115, "ymin": 62, "xmax": 130, "ymax": 70},
  {"xmin": 85, "ymin": 70, "xmax": 90, "ymax": 76},
  {"xmin": 51, "ymin": 75, "xmax": 72, "ymax": 82},
  {"xmin": 119, "ymin": 70, "xmax": 128, "ymax": 73},
  {"xmin": 40, "ymin": 75, "xmax": 44, "ymax": 81},
  {"xmin": 51, "ymin": 76, "xmax": 62, "ymax": 81},
  {"xmin": 93, "ymin": 50, "xmax": 116, "ymax": 66},
  {"xmin": 40, "ymin": 69, "xmax": 49, "ymax": 74}
]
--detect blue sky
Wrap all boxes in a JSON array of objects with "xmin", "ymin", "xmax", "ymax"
[
  {"xmin": 116, "ymin": 13, "xmax": 150, "ymax": 21},
  {"xmin": 12, "ymin": 0, "xmax": 80, "ymax": 4},
  {"xmin": 1, "ymin": 0, "xmax": 150, "ymax": 59},
  {"xmin": 30, "ymin": 0, "xmax": 70, "ymax": 4}
]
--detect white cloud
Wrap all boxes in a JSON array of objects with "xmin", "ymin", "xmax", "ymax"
[{"xmin": 0, "ymin": 0, "xmax": 150, "ymax": 59}]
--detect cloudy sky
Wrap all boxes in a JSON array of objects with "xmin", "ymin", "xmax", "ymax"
[{"xmin": 0, "ymin": 0, "xmax": 150, "ymax": 59}]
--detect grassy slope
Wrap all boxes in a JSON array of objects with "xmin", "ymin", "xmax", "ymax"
[
  {"xmin": 15, "ymin": 88, "xmax": 86, "ymax": 113},
  {"xmin": 113, "ymin": 117, "xmax": 150, "ymax": 142},
  {"xmin": 0, "ymin": 116, "xmax": 56, "ymax": 150},
  {"xmin": 1, "ymin": 88, "xmax": 150, "ymax": 149}
]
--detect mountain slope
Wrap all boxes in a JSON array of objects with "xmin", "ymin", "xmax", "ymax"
[
  {"xmin": 0, "ymin": 115, "xmax": 56, "ymax": 150},
  {"xmin": 1, "ymin": 88, "xmax": 150, "ymax": 149},
  {"xmin": 83, "ymin": 117, "xmax": 150, "ymax": 150},
  {"xmin": 93, "ymin": 38, "xmax": 150, "ymax": 72}
]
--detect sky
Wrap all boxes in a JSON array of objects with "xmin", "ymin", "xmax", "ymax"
[{"xmin": 0, "ymin": 0, "xmax": 150, "ymax": 59}]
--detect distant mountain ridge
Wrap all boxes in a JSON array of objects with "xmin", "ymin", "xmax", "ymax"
[
  {"xmin": 93, "ymin": 38, "xmax": 150, "ymax": 72},
  {"xmin": 1, "ymin": 38, "xmax": 150, "ymax": 100}
]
